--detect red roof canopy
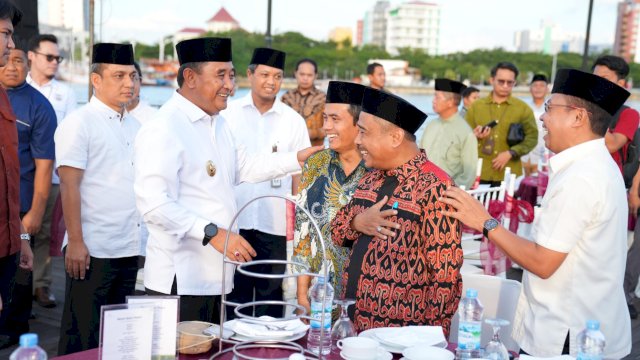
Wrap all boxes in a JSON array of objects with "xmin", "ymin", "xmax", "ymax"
[{"xmin": 207, "ymin": 7, "xmax": 239, "ymax": 24}]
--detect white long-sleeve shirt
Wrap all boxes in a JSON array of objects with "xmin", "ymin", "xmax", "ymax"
[{"xmin": 134, "ymin": 91, "xmax": 300, "ymax": 295}]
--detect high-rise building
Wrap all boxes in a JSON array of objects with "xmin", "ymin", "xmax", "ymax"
[
  {"xmin": 46, "ymin": 0, "xmax": 89, "ymax": 34},
  {"xmin": 360, "ymin": 1, "xmax": 440, "ymax": 56},
  {"xmin": 514, "ymin": 21, "xmax": 584, "ymax": 54},
  {"xmin": 385, "ymin": 1, "xmax": 440, "ymax": 56},
  {"xmin": 362, "ymin": 1, "xmax": 390, "ymax": 48},
  {"xmin": 613, "ymin": 0, "xmax": 640, "ymax": 63},
  {"xmin": 356, "ymin": 20, "xmax": 363, "ymax": 46}
]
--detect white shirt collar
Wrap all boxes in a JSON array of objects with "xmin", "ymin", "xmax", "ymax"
[
  {"xmin": 172, "ymin": 90, "xmax": 214, "ymax": 123},
  {"xmin": 239, "ymin": 90, "xmax": 284, "ymax": 115},
  {"xmin": 548, "ymin": 138, "xmax": 605, "ymax": 175},
  {"xmin": 26, "ymin": 72, "xmax": 56, "ymax": 88},
  {"xmin": 89, "ymin": 95, "xmax": 126, "ymax": 121}
]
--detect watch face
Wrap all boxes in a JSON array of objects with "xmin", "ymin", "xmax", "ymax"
[
  {"xmin": 204, "ymin": 224, "xmax": 218, "ymax": 237},
  {"xmin": 485, "ymin": 218, "xmax": 499, "ymax": 231}
]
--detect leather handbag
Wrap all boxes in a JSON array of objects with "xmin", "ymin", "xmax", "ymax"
[{"xmin": 507, "ymin": 123, "xmax": 525, "ymax": 147}]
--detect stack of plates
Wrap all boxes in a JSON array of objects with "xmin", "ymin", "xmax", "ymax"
[
  {"xmin": 359, "ymin": 326, "xmax": 448, "ymax": 353},
  {"xmin": 223, "ymin": 316, "xmax": 309, "ymax": 342}
]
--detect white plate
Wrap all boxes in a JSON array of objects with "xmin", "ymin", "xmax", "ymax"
[
  {"xmin": 402, "ymin": 344, "xmax": 454, "ymax": 360},
  {"xmin": 230, "ymin": 330, "xmax": 306, "ymax": 343},
  {"xmin": 359, "ymin": 328, "xmax": 447, "ymax": 354},
  {"xmin": 340, "ymin": 349, "xmax": 392, "ymax": 360}
]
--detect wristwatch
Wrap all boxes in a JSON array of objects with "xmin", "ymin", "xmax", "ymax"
[
  {"xmin": 483, "ymin": 218, "xmax": 500, "ymax": 238},
  {"xmin": 508, "ymin": 149, "xmax": 518, "ymax": 159},
  {"xmin": 20, "ymin": 233, "xmax": 31, "ymax": 243},
  {"xmin": 202, "ymin": 223, "xmax": 218, "ymax": 246}
]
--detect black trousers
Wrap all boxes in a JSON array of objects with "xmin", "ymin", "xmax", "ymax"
[
  {"xmin": 0, "ymin": 253, "xmax": 18, "ymax": 332},
  {"xmin": 624, "ymin": 218, "xmax": 640, "ymax": 303},
  {"xmin": 57, "ymin": 252, "xmax": 138, "ymax": 355},
  {"xmin": 227, "ymin": 229, "xmax": 286, "ymax": 319},
  {"xmin": 146, "ymin": 277, "xmax": 221, "ymax": 324},
  {"xmin": 519, "ymin": 331, "xmax": 570, "ymax": 355}
]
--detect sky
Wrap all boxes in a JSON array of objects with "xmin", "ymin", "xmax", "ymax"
[{"xmin": 42, "ymin": 0, "xmax": 620, "ymax": 54}]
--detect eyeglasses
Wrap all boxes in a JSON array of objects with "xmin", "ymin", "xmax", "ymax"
[
  {"xmin": 34, "ymin": 51, "xmax": 63, "ymax": 64},
  {"xmin": 544, "ymin": 100, "xmax": 590, "ymax": 114},
  {"xmin": 495, "ymin": 79, "xmax": 515, "ymax": 87}
]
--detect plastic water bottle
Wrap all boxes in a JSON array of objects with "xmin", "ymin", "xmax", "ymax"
[
  {"xmin": 456, "ymin": 289, "xmax": 484, "ymax": 359},
  {"xmin": 307, "ymin": 276, "xmax": 334, "ymax": 355},
  {"xmin": 9, "ymin": 333, "xmax": 47, "ymax": 360},
  {"xmin": 576, "ymin": 320, "xmax": 606, "ymax": 360}
]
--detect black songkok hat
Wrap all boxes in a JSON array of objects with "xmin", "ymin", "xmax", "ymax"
[
  {"xmin": 552, "ymin": 68, "xmax": 630, "ymax": 116},
  {"xmin": 176, "ymin": 37, "xmax": 232, "ymax": 65},
  {"xmin": 250, "ymin": 47, "xmax": 286, "ymax": 70},
  {"xmin": 92, "ymin": 43, "xmax": 134, "ymax": 65},
  {"xmin": 435, "ymin": 78, "xmax": 467, "ymax": 94},
  {"xmin": 531, "ymin": 74, "xmax": 548, "ymax": 84},
  {"xmin": 326, "ymin": 81, "xmax": 366, "ymax": 105},
  {"xmin": 361, "ymin": 87, "xmax": 427, "ymax": 134}
]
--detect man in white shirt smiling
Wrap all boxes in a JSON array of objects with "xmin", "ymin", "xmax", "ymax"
[
  {"xmin": 134, "ymin": 38, "xmax": 321, "ymax": 323},
  {"xmin": 55, "ymin": 43, "xmax": 143, "ymax": 355},
  {"xmin": 440, "ymin": 69, "xmax": 632, "ymax": 358},
  {"xmin": 222, "ymin": 47, "xmax": 310, "ymax": 318}
]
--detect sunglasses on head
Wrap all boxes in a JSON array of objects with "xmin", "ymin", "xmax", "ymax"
[{"xmin": 34, "ymin": 51, "xmax": 63, "ymax": 64}]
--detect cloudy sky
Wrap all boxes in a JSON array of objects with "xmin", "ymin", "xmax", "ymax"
[{"xmin": 41, "ymin": 0, "xmax": 620, "ymax": 54}]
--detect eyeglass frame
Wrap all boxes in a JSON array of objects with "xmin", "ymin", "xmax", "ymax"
[
  {"xmin": 494, "ymin": 79, "xmax": 516, "ymax": 87},
  {"xmin": 33, "ymin": 51, "xmax": 64, "ymax": 64},
  {"xmin": 544, "ymin": 100, "xmax": 591, "ymax": 114}
]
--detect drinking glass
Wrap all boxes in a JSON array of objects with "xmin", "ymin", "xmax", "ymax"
[
  {"xmin": 484, "ymin": 318, "xmax": 510, "ymax": 360},
  {"xmin": 331, "ymin": 298, "xmax": 356, "ymax": 350}
]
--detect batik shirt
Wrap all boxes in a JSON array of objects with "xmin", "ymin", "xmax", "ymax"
[
  {"xmin": 331, "ymin": 150, "xmax": 463, "ymax": 337},
  {"xmin": 292, "ymin": 149, "xmax": 367, "ymax": 296}
]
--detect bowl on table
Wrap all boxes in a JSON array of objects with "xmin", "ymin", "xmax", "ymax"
[{"xmin": 177, "ymin": 321, "xmax": 216, "ymax": 354}]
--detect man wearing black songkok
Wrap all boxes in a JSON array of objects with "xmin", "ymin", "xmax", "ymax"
[
  {"xmin": 441, "ymin": 69, "xmax": 632, "ymax": 357},
  {"xmin": 222, "ymin": 47, "xmax": 311, "ymax": 318},
  {"xmin": 331, "ymin": 88, "xmax": 463, "ymax": 337},
  {"xmin": 134, "ymin": 38, "xmax": 320, "ymax": 324},
  {"xmin": 56, "ymin": 43, "xmax": 142, "ymax": 355}
]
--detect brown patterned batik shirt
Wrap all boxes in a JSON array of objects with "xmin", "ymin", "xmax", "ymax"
[
  {"xmin": 281, "ymin": 87, "xmax": 326, "ymax": 146},
  {"xmin": 331, "ymin": 150, "xmax": 463, "ymax": 337}
]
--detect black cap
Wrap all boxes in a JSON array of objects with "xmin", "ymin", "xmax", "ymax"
[
  {"xmin": 531, "ymin": 74, "xmax": 548, "ymax": 84},
  {"xmin": 435, "ymin": 78, "xmax": 467, "ymax": 94},
  {"xmin": 176, "ymin": 37, "xmax": 232, "ymax": 65},
  {"xmin": 250, "ymin": 47, "xmax": 286, "ymax": 70},
  {"xmin": 361, "ymin": 87, "xmax": 427, "ymax": 134},
  {"xmin": 92, "ymin": 43, "xmax": 134, "ymax": 65},
  {"xmin": 552, "ymin": 68, "xmax": 630, "ymax": 116},
  {"xmin": 326, "ymin": 81, "xmax": 366, "ymax": 105}
]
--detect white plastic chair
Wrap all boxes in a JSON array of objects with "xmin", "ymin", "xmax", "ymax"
[{"xmin": 449, "ymin": 273, "xmax": 522, "ymax": 353}]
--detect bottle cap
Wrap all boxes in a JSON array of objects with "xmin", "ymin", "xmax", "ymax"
[
  {"xmin": 19, "ymin": 333, "xmax": 38, "ymax": 348},
  {"xmin": 586, "ymin": 319, "xmax": 600, "ymax": 330},
  {"xmin": 466, "ymin": 288, "xmax": 478, "ymax": 298}
]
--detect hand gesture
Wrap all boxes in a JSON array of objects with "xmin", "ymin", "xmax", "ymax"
[
  {"xmin": 352, "ymin": 195, "xmax": 400, "ymax": 240},
  {"xmin": 473, "ymin": 125, "xmax": 491, "ymax": 140},
  {"xmin": 492, "ymin": 151, "xmax": 513, "ymax": 171},
  {"xmin": 297, "ymin": 145, "xmax": 325, "ymax": 167},
  {"xmin": 208, "ymin": 229, "xmax": 257, "ymax": 263}
]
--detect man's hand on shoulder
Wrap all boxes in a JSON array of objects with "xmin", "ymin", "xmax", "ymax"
[{"xmin": 297, "ymin": 145, "xmax": 325, "ymax": 167}]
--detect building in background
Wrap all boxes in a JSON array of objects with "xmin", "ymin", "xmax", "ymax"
[
  {"xmin": 329, "ymin": 27, "xmax": 353, "ymax": 48},
  {"xmin": 361, "ymin": 1, "xmax": 390, "ymax": 48},
  {"xmin": 359, "ymin": 1, "xmax": 440, "ymax": 56},
  {"xmin": 613, "ymin": 0, "xmax": 640, "ymax": 63},
  {"xmin": 206, "ymin": 7, "xmax": 242, "ymax": 33},
  {"xmin": 514, "ymin": 20, "xmax": 584, "ymax": 54},
  {"xmin": 385, "ymin": 1, "xmax": 440, "ymax": 56},
  {"xmin": 355, "ymin": 20, "xmax": 363, "ymax": 46}
]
